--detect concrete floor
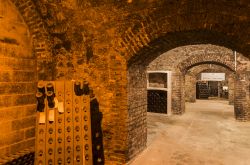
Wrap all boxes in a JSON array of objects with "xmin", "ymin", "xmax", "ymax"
[{"xmin": 129, "ymin": 100, "xmax": 250, "ymax": 165}]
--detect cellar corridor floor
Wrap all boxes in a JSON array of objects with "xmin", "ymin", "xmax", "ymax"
[{"xmin": 129, "ymin": 100, "xmax": 250, "ymax": 165}]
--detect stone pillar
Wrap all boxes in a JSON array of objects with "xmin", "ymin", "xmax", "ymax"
[
  {"xmin": 172, "ymin": 71, "xmax": 185, "ymax": 114},
  {"xmin": 185, "ymin": 74, "xmax": 196, "ymax": 102},
  {"xmin": 228, "ymin": 73, "xmax": 235, "ymax": 105},
  {"xmin": 127, "ymin": 64, "xmax": 147, "ymax": 159},
  {"xmin": 234, "ymin": 72, "xmax": 250, "ymax": 121}
]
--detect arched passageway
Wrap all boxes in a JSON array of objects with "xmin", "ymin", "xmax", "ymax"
[
  {"xmin": 185, "ymin": 64, "xmax": 235, "ymax": 104},
  {"xmin": 128, "ymin": 43, "xmax": 250, "ymax": 161}
]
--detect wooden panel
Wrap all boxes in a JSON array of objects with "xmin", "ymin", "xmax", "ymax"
[
  {"xmin": 55, "ymin": 81, "xmax": 65, "ymax": 165},
  {"xmin": 82, "ymin": 96, "xmax": 93, "ymax": 165},
  {"xmin": 73, "ymin": 86, "xmax": 83, "ymax": 164},
  {"xmin": 35, "ymin": 81, "xmax": 46, "ymax": 165},
  {"xmin": 64, "ymin": 81, "xmax": 74, "ymax": 165},
  {"xmin": 45, "ymin": 81, "xmax": 56, "ymax": 165}
]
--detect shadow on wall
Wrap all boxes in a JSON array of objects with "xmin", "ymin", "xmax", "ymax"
[{"xmin": 90, "ymin": 96, "xmax": 105, "ymax": 165}]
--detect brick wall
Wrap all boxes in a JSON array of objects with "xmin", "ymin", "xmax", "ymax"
[
  {"xmin": 170, "ymin": 71, "xmax": 184, "ymax": 114},
  {"xmin": 147, "ymin": 45, "xmax": 240, "ymax": 114},
  {"xmin": 185, "ymin": 73, "xmax": 196, "ymax": 102},
  {"xmin": 234, "ymin": 71, "xmax": 250, "ymax": 121},
  {"xmin": 228, "ymin": 74, "xmax": 235, "ymax": 105},
  {"xmin": 0, "ymin": 0, "xmax": 36, "ymax": 158},
  {"xmin": 2, "ymin": 0, "xmax": 250, "ymax": 164},
  {"xmin": 185, "ymin": 64, "xmax": 234, "ymax": 103},
  {"xmin": 127, "ymin": 63, "xmax": 147, "ymax": 160}
]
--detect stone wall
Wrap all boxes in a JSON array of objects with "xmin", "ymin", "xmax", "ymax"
[{"xmin": 0, "ymin": 0, "xmax": 36, "ymax": 157}]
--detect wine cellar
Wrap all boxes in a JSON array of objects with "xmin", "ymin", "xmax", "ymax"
[{"xmin": 0, "ymin": 0, "xmax": 250, "ymax": 164}]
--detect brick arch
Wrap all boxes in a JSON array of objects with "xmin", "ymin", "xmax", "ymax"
[
  {"xmin": 123, "ymin": 1, "xmax": 250, "ymax": 161},
  {"xmin": 177, "ymin": 53, "xmax": 235, "ymax": 73},
  {"xmin": 10, "ymin": 0, "xmax": 48, "ymax": 40},
  {"xmin": 195, "ymin": 68, "xmax": 232, "ymax": 77},
  {"xmin": 188, "ymin": 64, "xmax": 232, "ymax": 75},
  {"xmin": 9, "ymin": 0, "xmax": 53, "ymax": 79},
  {"xmin": 114, "ymin": 1, "xmax": 250, "ymax": 65},
  {"xmin": 184, "ymin": 63, "xmax": 235, "ymax": 103}
]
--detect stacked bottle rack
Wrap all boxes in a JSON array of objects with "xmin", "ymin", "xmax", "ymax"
[{"xmin": 35, "ymin": 81, "xmax": 93, "ymax": 165}]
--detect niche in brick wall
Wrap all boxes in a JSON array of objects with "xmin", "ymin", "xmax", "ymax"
[{"xmin": 147, "ymin": 71, "xmax": 172, "ymax": 114}]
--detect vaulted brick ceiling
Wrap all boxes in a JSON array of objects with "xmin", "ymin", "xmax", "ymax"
[{"xmin": 11, "ymin": 0, "xmax": 250, "ymax": 64}]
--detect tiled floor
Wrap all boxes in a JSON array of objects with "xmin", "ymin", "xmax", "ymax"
[{"xmin": 129, "ymin": 100, "xmax": 250, "ymax": 165}]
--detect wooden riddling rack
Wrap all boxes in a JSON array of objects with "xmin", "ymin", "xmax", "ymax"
[{"xmin": 35, "ymin": 81, "xmax": 93, "ymax": 165}]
